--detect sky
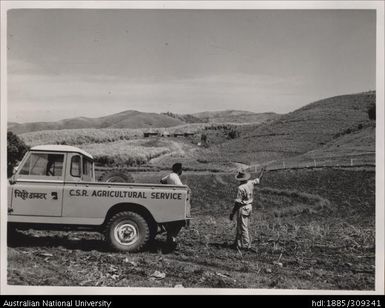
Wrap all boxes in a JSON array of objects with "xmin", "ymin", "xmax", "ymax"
[{"xmin": 7, "ymin": 9, "xmax": 376, "ymax": 123}]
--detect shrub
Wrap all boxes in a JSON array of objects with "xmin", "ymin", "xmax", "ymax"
[
  {"xmin": 368, "ymin": 102, "xmax": 376, "ymax": 120},
  {"xmin": 228, "ymin": 129, "xmax": 239, "ymax": 139},
  {"xmin": 7, "ymin": 131, "xmax": 29, "ymax": 177}
]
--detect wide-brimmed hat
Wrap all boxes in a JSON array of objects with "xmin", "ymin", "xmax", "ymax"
[{"xmin": 235, "ymin": 170, "xmax": 251, "ymax": 181}]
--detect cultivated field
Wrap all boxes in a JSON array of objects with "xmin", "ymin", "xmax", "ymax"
[
  {"xmin": 8, "ymin": 168, "xmax": 375, "ymax": 290},
  {"xmin": 18, "ymin": 125, "xmax": 251, "ymax": 171}
]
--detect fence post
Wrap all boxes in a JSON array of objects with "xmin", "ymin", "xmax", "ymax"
[
  {"xmin": 351, "ymin": 159, "xmax": 354, "ymax": 166},
  {"xmin": 314, "ymin": 159, "xmax": 316, "ymax": 167},
  {"xmin": 283, "ymin": 161, "xmax": 285, "ymax": 169}
]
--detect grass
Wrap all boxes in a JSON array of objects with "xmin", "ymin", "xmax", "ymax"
[
  {"xmin": 258, "ymin": 187, "xmax": 331, "ymax": 217},
  {"xmin": 19, "ymin": 128, "xmax": 142, "ymax": 147},
  {"xmin": 18, "ymin": 124, "xmax": 215, "ymax": 147}
]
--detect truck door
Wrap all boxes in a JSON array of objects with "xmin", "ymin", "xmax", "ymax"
[
  {"xmin": 9, "ymin": 152, "xmax": 65, "ymax": 216},
  {"xmin": 62, "ymin": 154, "xmax": 96, "ymax": 219}
]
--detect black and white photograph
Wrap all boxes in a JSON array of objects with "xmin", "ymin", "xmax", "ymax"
[{"xmin": 1, "ymin": 1, "xmax": 384, "ymax": 295}]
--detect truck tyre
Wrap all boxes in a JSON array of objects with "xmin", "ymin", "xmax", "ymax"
[
  {"xmin": 104, "ymin": 211, "xmax": 150, "ymax": 252},
  {"xmin": 99, "ymin": 171, "xmax": 134, "ymax": 183}
]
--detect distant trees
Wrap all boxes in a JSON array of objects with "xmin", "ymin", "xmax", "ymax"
[
  {"xmin": 162, "ymin": 112, "xmax": 176, "ymax": 119},
  {"xmin": 201, "ymin": 133, "xmax": 207, "ymax": 144},
  {"xmin": 7, "ymin": 131, "xmax": 29, "ymax": 177},
  {"xmin": 227, "ymin": 129, "xmax": 240, "ymax": 139},
  {"xmin": 161, "ymin": 112, "xmax": 207, "ymax": 124},
  {"xmin": 368, "ymin": 102, "xmax": 376, "ymax": 120}
]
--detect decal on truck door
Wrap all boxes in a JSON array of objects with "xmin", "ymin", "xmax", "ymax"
[{"xmin": 67, "ymin": 189, "xmax": 183, "ymax": 200}]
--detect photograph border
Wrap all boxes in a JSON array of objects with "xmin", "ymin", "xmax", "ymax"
[{"xmin": 1, "ymin": 0, "xmax": 384, "ymax": 295}]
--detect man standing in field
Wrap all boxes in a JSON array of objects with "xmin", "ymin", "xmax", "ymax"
[
  {"xmin": 230, "ymin": 167, "xmax": 265, "ymax": 251},
  {"xmin": 160, "ymin": 163, "xmax": 184, "ymax": 250}
]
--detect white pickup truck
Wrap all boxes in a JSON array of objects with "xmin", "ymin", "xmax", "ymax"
[{"xmin": 8, "ymin": 145, "xmax": 191, "ymax": 252}]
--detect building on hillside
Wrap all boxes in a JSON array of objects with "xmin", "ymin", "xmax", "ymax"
[
  {"xmin": 143, "ymin": 132, "xmax": 159, "ymax": 138},
  {"xmin": 161, "ymin": 131, "xmax": 170, "ymax": 137},
  {"xmin": 173, "ymin": 133, "xmax": 185, "ymax": 137}
]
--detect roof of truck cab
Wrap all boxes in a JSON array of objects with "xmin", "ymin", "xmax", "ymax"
[{"xmin": 31, "ymin": 145, "xmax": 93, "ymax": 159}]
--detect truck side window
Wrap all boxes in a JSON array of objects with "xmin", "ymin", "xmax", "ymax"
[
  {"xmin": 71, "ymin": 155, "xmax": 81, "ymax": 177},
  {"xmin": 19, "ymin": 153, "xmax": 64, "ymax": 177},
  {"xmin": 83, "ymin": 157, "xmax": 93, "ymax": 181}
]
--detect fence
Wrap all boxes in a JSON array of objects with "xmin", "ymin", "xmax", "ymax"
[{"xmin": 247, "ymin": 153, "xmax": 375, "ymax": 172}]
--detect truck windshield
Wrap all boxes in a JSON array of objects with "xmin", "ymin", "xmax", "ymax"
[{"xmin": 19, "ymin": 153, "xmax": 64, "ymax": 177}]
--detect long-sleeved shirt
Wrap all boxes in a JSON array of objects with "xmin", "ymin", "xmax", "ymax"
[
  {"xmin": 235, "ymin": 178, "xmax": 260, "ymax": 205},
  {"xmin": 161, "ymin": 172, "xmax": 183, "ymax": 185}
]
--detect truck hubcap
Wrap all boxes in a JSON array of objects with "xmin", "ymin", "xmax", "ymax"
[{"xmin": 114, "ymin": 222, "xmax": 138, "ymax": 245}]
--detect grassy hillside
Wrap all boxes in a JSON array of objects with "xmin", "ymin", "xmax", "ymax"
[
  {"xmin": 268, "ymin": 124, "xmax": 376, "ymax": 169},
  {"xmin": 200, "ymin": 92, "xmax": 375, "ymax": 166}
]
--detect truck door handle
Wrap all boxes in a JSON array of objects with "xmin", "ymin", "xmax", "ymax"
[{"xmin": 8, "ymin": 208, "xmax": 14, "ymax": 213}]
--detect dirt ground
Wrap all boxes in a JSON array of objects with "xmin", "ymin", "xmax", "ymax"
[{"xmin": 7, "ymin": 168, "xmax": 375, "ymax": 290}]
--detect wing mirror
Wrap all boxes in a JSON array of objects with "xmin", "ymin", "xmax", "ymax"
[{"xmin": 9, "ymin": 175, "xmax": 16, "ymax": 185}]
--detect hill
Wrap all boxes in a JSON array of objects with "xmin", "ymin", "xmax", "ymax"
[
  {"xmin": 198, "ymin": 92, "xmax": 376, "ymax": 167},
  {"xmin": 8, "ymin": 110, "xmax": 185, "ymax": 134},
  {"xmin": 192, "ymin": 110, "xmax": 280, "ymax": 124},
  {"xmin": 274, "ymin": 124, "xmax": 376, "ymax": 169}
]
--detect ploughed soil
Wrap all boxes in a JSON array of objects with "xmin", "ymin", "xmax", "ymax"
[{"xmin": 7, "ymin": 169, "xmax": 375, "ymax": 290}]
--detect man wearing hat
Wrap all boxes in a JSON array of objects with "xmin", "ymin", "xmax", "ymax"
[
  {"xmin": 230, "ymin": 167, "xmax": 265, "ymax": 250},
  {"xmin": 160, "ymin": 162, "xmax": 184, "ymax": 249}
]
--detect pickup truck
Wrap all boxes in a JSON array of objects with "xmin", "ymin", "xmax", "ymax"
[{"xmin": 8, "ymin": 145, "xmax": 191, "ymax": 252}]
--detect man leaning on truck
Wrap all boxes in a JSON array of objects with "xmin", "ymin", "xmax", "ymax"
[
  {"xmin": 160, "ymin": 163, "xmax": 183, "ymax": 185},
  {"xmin": 160, "ymin": 163, "xmax": 184, "ymax": 250}
]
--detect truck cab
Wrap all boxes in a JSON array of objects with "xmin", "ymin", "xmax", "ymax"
[
  {"xmin": 9, "ymin": 145, "xmax": 95, "ymax": 217},
  {"xmin": 8, "ymin": 145, "xmax": 191, "ymax": 252}
]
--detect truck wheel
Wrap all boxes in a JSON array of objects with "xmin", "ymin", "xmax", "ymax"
[
  {"xmin": 104, "ymin": 211, "xmax": 150, "ymax": 252},
  {"xmin": 99, "ymin": 171, "xmax": 134, "ymax": 183}
]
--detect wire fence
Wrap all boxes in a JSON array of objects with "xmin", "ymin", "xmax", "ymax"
[{"xmin": 247, "ymin": 153, "xmax": 375, "ymax": 172}]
